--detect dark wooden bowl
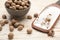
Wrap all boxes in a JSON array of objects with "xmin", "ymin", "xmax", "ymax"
[{"xmin": 5, "ymin": 1, "xmax": 31, "ymax": 18}]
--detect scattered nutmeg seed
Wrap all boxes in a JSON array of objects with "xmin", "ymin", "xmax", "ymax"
[
  {"xmin": 3, "ymin": 19, "xmax": 8, "ymax": 24},
  {"xmin": 8, "ymin": 32, "xmax": 14, "ymax": 39},
  {"xmin": 0, "ymin": 25, "xmax": 2, "ymax": 31},
  {"xmin": 0, "ymin": 20, "xmax": 5, "ymax": 26},
  {"xmin": 34, "ymin": 13, "xmax": 38, "ymax": 18},
  {"xmin": 14, "ymin": 22, "xmax": 20, "ymax": 28},
  {"xmin": 9, "ymin": 22, "xmax": 13, "ymax": 26},
  {"xmin": 19, "ymin": 24, "xmax": 24, "ymax": 28},
  {"xmin": 9, "ymin": 26, "xmax": 14, "ymax": 32},
  {"xmin": 2, "ymin": 15, "xmax": 7, "ymax": 19},
  {"xmin": 0, "ymin": 19, "xmax": 8, "ymax": 26},
  {"xmin": 11, "ymin": 19, "xmax": 17, "ymax": 25},
  {"xmin": 27, "ymin": 15, "xmax": 32, "ymax": 19},
  {"xmin": 48, "ymin": 30, "xmax": 54, "ymax": 37},
  {"xmin": 27, "ymin": 28, "xmax": 32, "ymax": 34},
  {"xmin": 18, "ymin": 25, "xmax": 23, "ymax": 31}
]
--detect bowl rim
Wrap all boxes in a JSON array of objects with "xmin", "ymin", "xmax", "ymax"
[{"xmin": 5, "ymin": 1, "xmax": 31, "ymax": 11}]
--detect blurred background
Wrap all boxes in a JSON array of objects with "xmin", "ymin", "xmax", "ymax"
[{"xmin": 0, "ymin": 0, "xmax": 60, "ymax": 40}]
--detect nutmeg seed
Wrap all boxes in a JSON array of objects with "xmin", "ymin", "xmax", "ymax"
[
  {"xmin": 14, "ymin": 0, "xmax": 18, "ymax": 4},
  {"xmin": 9, "ymin": 22, "xmax": 13, "ymax": 26},
  {"xmin": 9, "ymin": 26, "xmax": 14, "ymax": 32},
  {"xmin": 17, "ymin": 1, "xmax": 22, "ymax": 5},
  {"xmin": 2, "ymin": 15, "xmax": 7, "ymax": 19},
  {"xmin": 21, "ymin": 2, "xmax": 25, "ymax": 6},
  {"xmin": 18, "ymin": 25, "xmax": 23, "ymax": 31},
  {"xmin": 0, "ymin": 20, "xmax": 6, "ymax": 26},
  {"xmin": 12, "ymin": 6, "xmax": 16, "ymax": 10},
  {"xmin": 11, "ymin": 19, "xmax": 17, "ymax": 25},
  {"xmin": 27, "ymin": 15, "xmax": 32, "ymax": 19},
  {"xmin": 9, "ymin": 6, "xmax": 13, "ymax": 9},
  {"xmin": 3, "ymin": 19, "xmax": 8, "ymax": 24},
  {"xmin": 11, "ymin": 3, "xmax": 16, "ymax": 6},
  {"xmin": 19, "ymin": 6, "xmax": 23, "ymax": 10},
  {"xmin": 25, "ymin": 3, "xmax": 29, "ymax": 7},
  {"xmin": 23, "ymin": 6, "xmax": 27, "ymax": 9},
  {"xmin": 8, "ymin": 32, "xmax": 14, "ymax": 39},
  {"xmin": 48, "ymin": 30, "xmax": 54, "ymax": 37},
  {"xmin": 15, "ymin": 5, "xmax": 20, "ymax": 9},
  {"xmin": 27, "ymin": 28, "xmax": 32, "ymax": 34},
  {"xmin": 0, "ymin": 25, "xmax": 2, "ymax": 31},
  {"xmin": 5, "ymin": 3, "xmax": 10, "ymax": 8},
  {"xmin": 14, "ymin": 22, "xmax": 20, "ymax": 28},
  {"xmin": 6, "ymin": 0, "xmax": 12, "ymax": 4},
  {"xmin": 34, "ymin": 13, "xmax": 38, "ymax": 18}
]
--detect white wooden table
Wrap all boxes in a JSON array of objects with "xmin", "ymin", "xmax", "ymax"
[{"xmin": 0, "ymin": 0, "xmax": 60, "ymax": 40}]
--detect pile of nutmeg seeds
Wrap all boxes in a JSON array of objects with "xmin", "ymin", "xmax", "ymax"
[
  {"xmin": 0, "ymin": 14, "xmax": 34, "ymax": 39},
  {"xmin": 5, "ymin": 0, "xmax": 30, "ymax": 10},
  {"xmin": 0, "ymin": 13, "xmax": 54, "ymax": 40}
]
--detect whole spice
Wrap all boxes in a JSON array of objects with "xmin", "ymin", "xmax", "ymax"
[
  {"xmin": 6, "ymin": 0, "xmax": 12, "ymax": 4},
  {"xmin": 0, "ymin": 25, "xmax": 2, "ymax": 31},
  {"xmin": 12, "ymin": 6, "xmax": 16, "ymax": 10},
  {"xmin": 48, "ymin": 30, "xmax": 54, "ymax": 37},
  {"xmin": 2, "ymin": 15, "xmax": 7, "ymax": 19},
  {"xmin": 21, "ymin": 2, "xmax": 25, "ymax": 6},
  {"xmin": 9, "ymin": 26, "xmax": 14, "ymax": 32},
  {"xmin": 18, "ymin": 25, "xmax": 23, "ymax": 31},
  {"xmin": 9, "ymin": 22, "xmax": 13, "ymax": 26},
  {"xmin": 5, "ymin": 3, "xmax": 10, "ymax": 8},
  {"xmin": 11, "ymin": 19, "xmax": 17, "ymax": 25},
  {"xmin": 11, "ymin": 3, "xmax": 16, "ymax": 6},
  {"xmin": 27, "ymin": 15, "xmax": 32, "ymax": 19},
  {"xmin": 15, "ymin": 5, "xmax": 20, "ymax": 9},
  {"xmin": 27, "ymin": 28, "xmax": 32, "ymax": 34},
  {"xmin": 19, "ymin": 6, "xmax": 23, "ymax": 10},
  {"xmin": 23, "ymin": 6, "xmax": 27, "ymax": 9},
  {"xmin": 8, "ymin": 32, "xmax": 14, "ymax": 39},
  {"xmin": 34, "ymin": 13, "xmax": 38, "ymax": 18},
  {"xmin": 3, "ymin": 19, "xmax": 8, "ymax": 24},
  {"xmin": 14, "ymin": 22, "xmax": 20, "ymax": 28},
  {"xmin": 17, "ymin": 1, "xmax": 22, "ymax": 5}
]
